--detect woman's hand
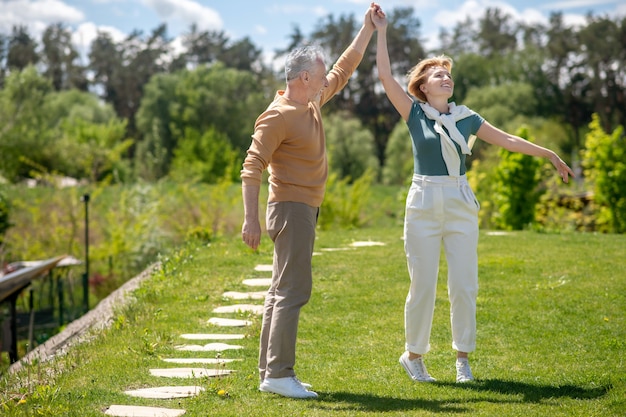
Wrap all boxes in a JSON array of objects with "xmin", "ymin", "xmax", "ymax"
[{"xmin": 370, "ymin": 3, "xmax": 387, "ymax": 29}]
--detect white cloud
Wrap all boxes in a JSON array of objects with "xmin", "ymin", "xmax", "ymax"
[
  {"xmin": 541, "ymin": 0, "xmax": 619, "ymax": 10},
  {"xmin": 0, "ymin": 0, "xmax": 84, "ymax": 35},
  {"xmin": 269, "ymin": 4, "xmax": 329, "ymax": 18},
  {"xmin": 140, "ymin": 0, "xmax": 222, "ymax": 32}
]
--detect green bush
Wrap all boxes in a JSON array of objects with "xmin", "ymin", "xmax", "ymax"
[
  {"xmin": 0, "ymin": 190, "xmax": 10, "ymax": 245},
  {"xmin": 580, "ymin": 114, "xmax": 626, "ymax": 233},
  {"xmin": 492, "ymin": 126, "xmax": 542, "ymax": 230}
]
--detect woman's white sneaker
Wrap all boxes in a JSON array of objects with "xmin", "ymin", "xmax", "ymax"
[
  {"xmin": 399, "ymin": 351, "xmax": 436, "ymax": 382},
  {"xmin": 259, "ymin": 376, "xmax": 318, "ymax": 398},
  {"xmin": 456, "ymin": 358, "xmax": 474, "ymax": 383}
]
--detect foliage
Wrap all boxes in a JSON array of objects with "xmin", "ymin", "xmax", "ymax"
[
  {"xmin": 580, "ymin": 114, "xmax": 626, "ymax": 233},
  {"xmin": 0, "ymin": 67, "xmax": 133, "ymax": 183},
  {"xmin": 325, "ymin": 112, "xmax": 380, "ymax": 181},
  {"xmin": 0, "ymin": 66, "xmax": 53, "ymax": 181},
  {"xmin": 381, "ymin": 121, "xmax": 413, "ymax": 185},
  {"xmin": 535, "ymin": 176, "xmax": 596, "ymax": 232},
  {"xmin": 0, "ymin": 189, "xmax": 9, "ymax": 246},
  {"xmin": 492, "ymin": 127, "xmax": 543, "ymax": 230},
  {"xmin": 319, "ymin": 169, "xmax": 374, "ymax": 230},
  {"xmin": 168, "ymin": 127, "xmax": 240, "ymax": 184},
  {"xmin": 135, "ymin": 63, "xmax": 268, "ymax": 180},
  {"xmin": 462, "ymin": 82, "xmax": 536, "ymax": 129},
  {"xmin": 467, "ymin": 151, "xmax": 499, "ymax": 230},
  {"xmin": 57, "ymin": 118, "xmax": 133, "ymax": 182}
]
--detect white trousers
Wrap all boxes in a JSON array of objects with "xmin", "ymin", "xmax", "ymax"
[{"xmin": 403, "ymin": 174, "xmax": 480, "ymax": 354}]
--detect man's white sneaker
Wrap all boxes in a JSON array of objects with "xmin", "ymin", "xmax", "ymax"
[
  {"xmin": 259, "ymin": 376, "xmax": 318, "ymax": 399},
  {"xmin": 295, "ymin": 377, "xmax": 312, "ymax": 389},
  {"xmin": 456, "ymin": 358, "xmax": 474, "ymax": 383},
  {"xmin": 399, "ymin": 351, "xmax": 436, "ymax": 382}
]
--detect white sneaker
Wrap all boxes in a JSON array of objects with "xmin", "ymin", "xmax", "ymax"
[
  {"xmin": 295, "ymin": 377, "xmax": 312, "ymax": 389},
  {"xmin": 259, "ymin": 376, "xmax": 318, "ymax": 399},
  {"xmin": 456, "ymin": 358, "xmax": 474, "ymax": 383},
  {"xmin": 399, "ymin": 352, "xmax": 436, "ymax": 382}
]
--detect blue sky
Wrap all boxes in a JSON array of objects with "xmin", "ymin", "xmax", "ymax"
[{"xmin": 0, "ymin": 0, "xmax": 623, "ymax": 66}]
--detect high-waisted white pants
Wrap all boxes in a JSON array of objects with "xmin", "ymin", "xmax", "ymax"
[{"xmin": 404, "ymin": 174, "xmax": 480, "ymax": 354}]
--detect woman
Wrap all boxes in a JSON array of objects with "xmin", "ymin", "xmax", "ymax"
[{"xmin": 371, "ymin": 6, "xmax": 574, "ymax": 383}]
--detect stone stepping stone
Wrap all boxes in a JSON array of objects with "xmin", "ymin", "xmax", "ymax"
[
  {"xmin": 349, "ymin": 241, "xmax": 386, "ymax": 247},
  {"xmin": 212, "ymin": 304, "xmax": 263, "ymax": 314},
  {"xmin": 124, "ymin": 386, "xmax": 204, "ymax": 399},
  {"xmin": 207, "ymin": 317, "xmax": 252, "ymax": 327},
  {"xmin": 223, "ymin": 290, "xmax": 266, "ymax": 300},
  {"xmin": 150, "ymin": 368, "xmax": 233, "ymax": 378},
  {"xmin": 176, "ymin": 342, "xmax": 243, "ymax": 352},
  {"xmin": 180, "ymin": 333, "xmax": 245, "ymax": 340},
  {"xmin": 241, "ymin": 278, "xmax": 272, "ymax": 287},
  {"xmin": 254, "ymin": 264, "xmax": 273, "ymax": 272},
  {"xmin": 163, "ymin": 358, "xmax": 239, "ymax": 365},
  {"xmin": 105, "ymin": 404, "xmax": 185, "ymax": 416}
]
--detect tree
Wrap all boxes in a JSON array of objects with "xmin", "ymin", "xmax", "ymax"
[
  {"xmin": 381, "ymin": 121, "xmax": 412, "ymax": 185},
  {"xmin": 89, "ymin": 25, "xmax": 172, "ymax": 138},
  {"xmin": 325, "ymin": 112, "xmax": 379, "ymax": 181},
  {"xmin": 135, "ymin": 62, "xmax": 268, "ymax": 180},
  {"xmin": 577, "ymin": 16, "xmax": 625, "ymax": 133},
  {"xmin": 0, "ymin": 66, "xmax": 53, "ymax": 181},
  {"xmin": 581, "ymin": 114, "xmax": 626, "ymax": 233},
  {"xmin": 41, "ymin": 23, "xmax": 88, "ymax": 91},
  {"xmin": 169, "ymin": 127, "xmax": 239, "ymax": 183},
  {"xmin": 492, "ymin": 127, "xmax": 542, "ymax": 230},
  {"xmin": 6, "ymin": 25, "xmax": 38, "ymax": 71},
  {"xmin": 478, "ymin": 8, "xmax": 518, "ymax": 58}
]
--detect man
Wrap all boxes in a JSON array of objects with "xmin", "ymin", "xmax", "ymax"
[{"xmin": 240, "ymin": 3, "xmax": 380, "ymax": 400}]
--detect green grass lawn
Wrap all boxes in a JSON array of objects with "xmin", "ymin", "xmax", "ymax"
[{"xmin": 1, "ymin": 228, "xmax": 625, "ymax": 416}]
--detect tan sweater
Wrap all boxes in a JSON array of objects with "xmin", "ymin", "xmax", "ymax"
[{"xmin": 240, "ymin": 47, "xmax": 363, "ymax": 207}]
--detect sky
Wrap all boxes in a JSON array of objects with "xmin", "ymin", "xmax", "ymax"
[{"xmin": 0, "ymin": 0, "xmax": 624, "ymax": 68}]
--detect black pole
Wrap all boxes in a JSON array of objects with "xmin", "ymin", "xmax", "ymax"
[{"xmin": 81, "ymin": 193, "xmax": 90, "ymax": 314}]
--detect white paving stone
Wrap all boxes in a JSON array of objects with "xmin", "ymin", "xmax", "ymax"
[
  {"xmin": 105, "ymin": 404, "xmax": 185, "ymax": 416},
  {"xmin": 486, "ymin": 231, "xmax": 511, "ymax": 236},
  {"xmin": 207, "ymin": 317, "xmax": 252, "ymax": 327},
  {"xmin": 124, "ymin": 386, "xmax": 204, "ymax": 399},
  {"xmin": 254, "ymin": 264, "xmax": 273, "ymax": 272},
  {"xmin": 349, "ymin": 241, "xmax": 386, "ymax": 247},
  {"xmin": 212, "ymin": 304, "xmax": 263, "ymax": 314},
  {"xmin": 176, "ymin": 342, "xmax": 243, "ymax": 352},
  {"xmin": 163, "ymin": 358, "xmax": 239, "ymax": 364},
  {"xmin": 180, "ymin": 333, "xmax": 245, "ymax": 340},
  {"xmin": 241, "ymin": 278, "xmax": 272, "ymax": 287},
  {"xmin": 222, "ymin": 290, "xmax": 266, "ymax": 300},
  {"xmin": 150, "ymin": 368, "xmax": 234, "ymax": 378}
]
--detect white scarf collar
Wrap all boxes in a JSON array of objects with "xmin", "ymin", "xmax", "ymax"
[{"xmin": 419, "ymin": 101, "xmax": 474, "ymax": 177}]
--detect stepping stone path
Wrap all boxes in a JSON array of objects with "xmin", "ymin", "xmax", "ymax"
[
  {"xmin": 163, "ymin": 358, "xmax": 239, "ymax": 364},
  {"xmin": 180, "ymin": 333, "xmax": 245, "ymax": 340},
  {"xmin": 125, "ymin": 386, "xmax": 204, "ymax": 399},
  {"xmin": 213, "ymin": 304, "xmax": 264, "ymax": 314},
  {"xmin": 104, "ymin": 242, "xmax": 384, "ymax": 414},
  {"xmin": 223, "ymin": 290, "xmax": 267, "ymax": 300},
  {"xmin": 105, "ymin": 405, "xmax": 186, "ymax": 416},
  {"xmin": 349, "ymin": 241, "xmax": 386, "ymax": 247},
  {"xmin": 241, "ymin": 278, "xmax": 272, "ymax": 287},
  {"xmin": 175, "ymin": 342, "xmax": 243, "ymax": 352},
  {"xmin": 207, "ymin": 317, "xmax": 252, "ymax": 326},
  {"xmin": 149, "ymin": 368, "xmax": 234, "ymax": 378},
  {"xmin": 254, "ymin": 264, "xmax": 273, "ymax": 272}
]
